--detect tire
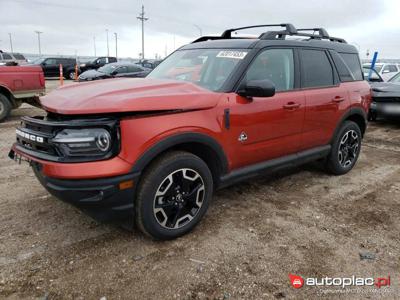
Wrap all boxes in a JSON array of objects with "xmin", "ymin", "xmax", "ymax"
[
  {"xmin": 0, "ymin": 93, "xmax": 12, "ymax": 123},
  {"xmin": 325, "ymin": 121, "xmax": 362, "ymax": 175},
  {"xmin": 368, "ymin": 111, "xmax": 377, "ymax": 122},
  {"xmin": 135, "ymin": 151, "xmax": 213, "ymax": 240},
  {"xmin": 66, "ymin": 70, "xmax": 76, "ymax": 80}
]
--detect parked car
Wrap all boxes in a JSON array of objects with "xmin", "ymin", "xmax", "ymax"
[
  {"xmin": 366, "ymin": 69, "xmax": 400, "ymax": 121},
  {"xmin": 31, "ymin": 57, "xmax": 78, "ymax": 80},
  {"xmin": 136, "ymin": 59, "xmax": 162, "ymax": 70},
  {"xmin": 0, "ymin": 65, "xmax": 45, "ymax": 122},
  {"xmin": 78, "ymin": 62, "xmax": 150, "ymax": 81},
  {"xmin": 9, "ymin": 24, "xmax": 371, "ymax": 240},
  {"xmin": 0, "ymin": 51, "xmax": 28, "ymax": 65},
  {"xmin": 363, "ymin": 66, "xmax": 384, "ymax": 82},
  {"xmin": 80, "ymin": 56, "xmax": 117, "ymax": 72},
  {"xmin": 363, "ymin": 62, "xmax": 400, "ymax": 81}
]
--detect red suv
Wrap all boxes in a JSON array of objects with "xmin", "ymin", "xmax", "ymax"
[{"xmin": 9, "ymin": 24, "xmax": 371, "ymax": 239}]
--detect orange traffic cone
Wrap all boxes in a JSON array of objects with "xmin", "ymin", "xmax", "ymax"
[{"xmin": 59, "ymin": 64, "xmax": 64, "ymax": 86}]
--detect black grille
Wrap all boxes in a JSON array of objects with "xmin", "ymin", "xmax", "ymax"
[{"xmin": 14, "ymin": 115, "xmax": 119, "ymax": 162}]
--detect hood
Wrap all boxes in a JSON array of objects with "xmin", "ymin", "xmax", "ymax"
[
  {"xmin": 79, "ymin": 69, "xmax": 108, "ymax": 80},
  {"xmin": 40, "ymin": 78, "xmax": 221, "ymax": 115},
  {"xmin": 370, "ymin": 82, "xmax": 400, "ymax": 98}
]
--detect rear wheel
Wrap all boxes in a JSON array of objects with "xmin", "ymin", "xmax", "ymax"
[
  {"xmin": 0, "ymin": 93, "xmax": 12, "ymax": 122},
  {"xmin": 135, "ymin": 151, "xmax": 213, "ymax": 240},
  {"xmin": 326, "ymin": 121, "xmax": 362, "ymax": 175},
  {"xmin": 67, "ymin": 70, "xmax": 76, "ymax": 80}
]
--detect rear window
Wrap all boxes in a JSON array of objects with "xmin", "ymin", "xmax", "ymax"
[
  {"xmin": 300, "ymin": 49, "xmax": 334, "ymax": 88},
  {"xmin": 13, "ymin": 54, "xmax": 25, "ymax": 60},
  {"xmin": 340, "ymin": 53, "xmax": 363, "ymax": 81},
  {"xmin": 2, "ymin": 53, "xmax": 12, "ymax": 60}
]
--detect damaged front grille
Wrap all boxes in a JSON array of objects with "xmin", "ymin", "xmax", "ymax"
[{"xmin": 14, "ymin": 115, "xmax": 119, "ymax": 162}]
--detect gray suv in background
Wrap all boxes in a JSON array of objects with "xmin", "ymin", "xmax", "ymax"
[{"xmin": 0, "ymin": 51, "xmax": 27, "ymax": 65}]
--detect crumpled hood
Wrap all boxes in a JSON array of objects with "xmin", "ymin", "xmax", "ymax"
[
  {"xmin": 370, "ymin": 82, "xmax": 400, "ymax": 100},
  {"xmin": 40, "ymin": 78, "xmax": 221, "ymax": 115},
  {"xmin": 79, "ymin": 69, "xmax": 107, "ymax": 79}
]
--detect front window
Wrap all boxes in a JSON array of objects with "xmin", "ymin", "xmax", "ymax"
[{"xmin": 148, "ymin": 49, "xmax": 249, "ymax": 91}]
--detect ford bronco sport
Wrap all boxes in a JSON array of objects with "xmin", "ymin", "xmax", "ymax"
[{"xmin": 9, "ymin": 24, "xmax": 371, "ymax": 240}]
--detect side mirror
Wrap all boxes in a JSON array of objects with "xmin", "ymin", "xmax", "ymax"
[
  {"xmin": 382, "ymin": 69, "xmax": 390, "ymax": 74},
  {"xmin": 238, "ymin": 79, "xmax": 276, "ymax": 98}
]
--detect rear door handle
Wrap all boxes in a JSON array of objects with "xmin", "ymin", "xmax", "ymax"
[
  {"xmin": 332, "ymin": 96, "xmax": 346, "ymax": 103},
  {"xmin": 283, "ymin": 102, "xmax": 301, "ymax": 110}
]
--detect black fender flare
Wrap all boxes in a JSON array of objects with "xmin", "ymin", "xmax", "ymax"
[
  {"xmin": 330, "ymin": 107, "xmax": 368, "ymax": 144},
  {"xmin": 131, "ymin": 132, "xmax": 229, "ymax": 175}
]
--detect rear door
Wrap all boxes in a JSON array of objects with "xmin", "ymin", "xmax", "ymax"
[
  {"xmin": 43, "ymin": 58, "xmax": 58, "ymax": 77},
  {"xmin": 299, "ymin": 49, "xmax": 349, "ymax": 151},
  {"xmin": 228, "ymin": 48, "xmax": 306, "ymax": 169}
]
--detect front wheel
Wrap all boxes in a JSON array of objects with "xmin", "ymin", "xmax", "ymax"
[
  {"xmin": 326, "ymin": 121, "xmax": 362, "ymax": 175},
  {"xmin": 0, "ymin": 93, "xmax": 12, "ymax": 122},
  {"xmin": 135, "ymin": 151, "xmax": 213, "ymax": 240}
]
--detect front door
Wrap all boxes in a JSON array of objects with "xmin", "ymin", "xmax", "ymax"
[{"xmin": 227, "ymin": 48, "xmax": 305, "ymax": 170}]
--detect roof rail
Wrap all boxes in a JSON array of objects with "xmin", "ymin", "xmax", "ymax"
[{"xmin": 259, "ymin": 29, "xmax": 347, "ymax": 43}]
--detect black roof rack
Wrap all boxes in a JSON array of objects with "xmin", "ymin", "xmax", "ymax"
[
  {"xmin": 221, "ymin": 24, "xmax": 297, "ymax": 38},
  {"xmin": 191, "ymin": 24, "xmax": 347, "ymax": 44},
  {"xmin": 297, "ymin": 28, "xmax": 330, "ymax": 38}
]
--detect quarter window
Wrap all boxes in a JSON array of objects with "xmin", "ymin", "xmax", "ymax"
[
  {"xmin": 245, "ymin": 48, "xmax": 294, "ymax": 92},
  {"xmin": 300, "ymin": 49, "xmax": 334, "ymax": 88},
  {"xmin": 340, "ymin": 53, "xmax": 363, "ymax": 81}
]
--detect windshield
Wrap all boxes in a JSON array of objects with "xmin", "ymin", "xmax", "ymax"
[
  {"xmin": 32, "ymin": 57, "xmax": 45, "ymax": 64},
  {"xmin": 389, "ymin": 72, "xmax": 400, "ymax": 83},
  {"xmin": 98, "ymin": 64, "xmax": 118, "ymax": 74},
  {"xmin": 148, "ymin": 49, "xmax": 248, "ymax": 91},
  {"xmin": 364, "ymin": 63, "xmax": 383, "ymax": 73}
]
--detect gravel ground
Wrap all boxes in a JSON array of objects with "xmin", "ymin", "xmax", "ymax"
[{"xmin": 0, "ymin": 80, "xmax": 399, "ymax": 299}]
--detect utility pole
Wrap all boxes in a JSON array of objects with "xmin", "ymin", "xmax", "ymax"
[
  {"xmin": 106, "ymin": 29, "xmax": 109, "ymax": 56},
  {"xmin": 93, "ymin": 36, "xmax": 97, "ymax": 56},
  {"xmin": 114, "ymin": 32, "xmax": 118, "ymax": 59},
  {"xmin": 8, "ymin": 33, "xmax": 13, "ymax": 52},
  {"xmin": 194, "ymin": 24, "xmax": 202, "ymax": 36},
  {"xmin": 34, "ymin": 31, "xmax": 43, "ymax": 55},
  {"xmin": 137, "ymin": 5, "xmax": 148, "ymax": 60}
]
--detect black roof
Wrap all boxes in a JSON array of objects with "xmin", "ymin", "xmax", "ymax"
[{"xmin": 181, "ymin": 24, "xmax": 358, "ymax": 53}]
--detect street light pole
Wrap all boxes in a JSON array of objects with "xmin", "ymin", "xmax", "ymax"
[
  {"xmin": 137, "ymin": 5, "xmax": 148, "ymax": 60},
  {"xmin": 114, "ymin": 32, "xmax": 118, "ymax": 59},
  {"xmin": 8, "ymin": 33, "xmax": 13, "ymax": 52},
  {"xmin": 106, "ymin": 29, "xmax": 109, "ymax": 56},
  {"xmin": 93, "ymin": 36, "xmax": 96, "ymax": 56},
  {"xmin": 34, "ymin": 31, "xmax": 43, "ymax": 56}
]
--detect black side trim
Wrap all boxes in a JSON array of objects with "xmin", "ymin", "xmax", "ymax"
[
  {"xmin": 219, "ymin": 145, "xmax": 331, "ymax": 189},
  {"xmin": 131, "ymin": 132, "xmax": 229, "ymax": 175}
]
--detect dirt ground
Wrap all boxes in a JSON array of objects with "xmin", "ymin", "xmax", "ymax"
[{"xmin": 0, "ymin": 80, "xmax": 399, "ymax": 299}]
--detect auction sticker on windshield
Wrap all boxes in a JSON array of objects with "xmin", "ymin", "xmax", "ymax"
[{"xmin": 217, "ymin": 51, "xmax": 247, "ymax": 59}]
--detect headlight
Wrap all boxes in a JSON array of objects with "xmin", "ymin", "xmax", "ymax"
[
  {"xmin": 80, "ymin": 63, "xmax": 86, "ymax": 67},
  {"xmin": 52, "ymin": 128, "xmax": 113, "ymax": 157}
]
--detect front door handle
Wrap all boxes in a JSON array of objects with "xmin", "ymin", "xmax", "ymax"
[
  {"xmin": 283, "ymin": 102, "xmax": 301, "ymax": 110},
  {"xmin": 332, "ymin": 96, "xmax": 346, "ymax": 103}
]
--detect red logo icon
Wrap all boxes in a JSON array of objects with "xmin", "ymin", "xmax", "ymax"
[{"xmin": 289, "ymin": 274, "xmax": 304, "ymax": 289}]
